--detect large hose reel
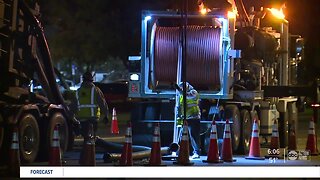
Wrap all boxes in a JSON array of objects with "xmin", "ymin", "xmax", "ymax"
[{"xmin": 150, "ymin": 25, "xmax": 222, "ymax": 90}]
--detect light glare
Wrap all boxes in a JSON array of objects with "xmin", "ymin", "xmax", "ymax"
[
  {"xmin": 228, "ymin": 11, "xmax": 236, "ymax": 19},
  {"xmin": 130, "ymin": 74, "xmax": 139, "ymax": 81},
  {"xmin": 145, "ymin": 15, "xmax": 151, "ymax": 21},
  {"xmin": 267, "ymin": 7, "xmax": 285, "ymax": 19}
]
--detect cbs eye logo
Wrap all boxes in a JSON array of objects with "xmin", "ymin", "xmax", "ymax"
[{"xmin": 287, "ymin": 150, "xmax": 298, "ymax": 160}]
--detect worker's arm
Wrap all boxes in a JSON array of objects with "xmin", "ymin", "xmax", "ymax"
[
  {"xmin": 69, "ymin": 90, "xmax": 79, "ymax": 114},
  {"xmin": 95, "ymin": 87, "xmax": 109, "ymax": 121},
  {"xmin": 68, "ymin": 90, "xmax": 81, "ymax": 135}
]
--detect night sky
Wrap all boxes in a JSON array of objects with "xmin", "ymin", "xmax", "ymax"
[
  {"xmin": 281, "ymin": 0, "xmax": 320, "ymax": 81},
  {"xmin": 40, "ymin": 0, "xmax": 320, "ymax": 81}
]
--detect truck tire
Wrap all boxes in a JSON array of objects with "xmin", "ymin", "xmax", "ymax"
[
  {"xmin": 48, "ymin": 112, "xmax": 69, "ymax": 153},
  {"xmin": 238, "ymin": 109, "xmax": 252, "ymax": 155},
  {"xmin": 225, "ymin": 105, "xmax": 241, "ymax": 153},
  {"xmin": 18, "ymin": 113, "xmax": 40, "ymax": 163}
]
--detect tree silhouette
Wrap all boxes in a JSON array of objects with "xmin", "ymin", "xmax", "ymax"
[{"xmin": 39, "ymin": 0, "xmax": 134, "ymax": 72}]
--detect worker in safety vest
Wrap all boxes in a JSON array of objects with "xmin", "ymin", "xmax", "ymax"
[
  {"xmin": 177, "ymin": 82, "xmax": 201, "ymax": 159},
  {"xmin": 75, "ymin": 71, "xmax": 109, "ymax": 143}
]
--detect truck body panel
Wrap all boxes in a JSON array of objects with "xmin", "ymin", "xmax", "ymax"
[
  {"xmin": 127, "ymin": 6, "xmax": 312, "ymax": 154},
  {"xmin": 0, "ymin": 0, "xmax": 75, "ymax": 164}
]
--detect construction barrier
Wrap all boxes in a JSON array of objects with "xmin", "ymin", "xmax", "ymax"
[
  {"xmin": 120, "ymin": 122, "xmax": 133, "ymax": 165},
  {"xmin": 306, "ymin": 117, "xmax": 319, "ymax": 156},
  {"xmin": 203, "ymin": 120, "xmax": 222, "ymax": 163},
  {"xmin": 111, "ymin": 107, "xmax": 119, "ymax": 134},
  {"xmin": 8, "ymin": 127, "xmax": 20, "ymax": 176},
  {"xmin": 149, "ymin": 123, "xmax": 163, "ymax": 165},
  {"xmin": 174, "ymin": 121, "xmax": 194, "ymax": 165},
  {"xmin": 221, "ymin": 119, "xmax": 235, "ymax": 162},
  {"xmin": 288, "ymin": 120, "xmax": 297, "ymax": 150},
  {"xmin": 246, "ymin": 119, "xmax": 264, "ymax": 160},
  {"xmin": 49, "ymin": 125, "xmax": 62, "ymax": 166},
  {"xmin": 270, "ymin": 119, "xmax": 280, "ymax": 150}
]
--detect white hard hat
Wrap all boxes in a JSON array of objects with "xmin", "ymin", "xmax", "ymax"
[{"xmin": 178, "ymin": 82, "xmax": 193, "ymax": 91}]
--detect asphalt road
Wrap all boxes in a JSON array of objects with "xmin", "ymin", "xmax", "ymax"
[
  {"xmin": 33, "ymin": 108, "xmax": 320, "ymax": 166},
  {"xmin": 2, "ymin": 108, "xmax": 320, "ymax": 178}
]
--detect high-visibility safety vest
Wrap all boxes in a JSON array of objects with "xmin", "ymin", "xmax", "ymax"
[
  {"xmin": 179, "ymin": 91, "xmax": 200, "ymax": 120},
  {"xmin": 76, "ymin": 86, "xmax": 101, "ymax": 120}
]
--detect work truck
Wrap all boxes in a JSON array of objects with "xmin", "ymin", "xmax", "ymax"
[
  {"xmin": 127, "ymin": 0, "xmax": 319, "ymax": 155},
  {"xmin": 0, "ymin": 0, "xmax": 77, "ymax": 164}
]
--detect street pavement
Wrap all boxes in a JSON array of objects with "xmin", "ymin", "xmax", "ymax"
[
  {"xmin": 1, "ymin": 108, "xmax": 319, "ymax": 178},
  {"xmin": 59, "ymin": 108, "xmax": 320, "ymax": 166}
]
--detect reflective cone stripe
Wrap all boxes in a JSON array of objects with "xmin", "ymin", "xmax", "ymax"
[
  {"xmin": 251, "ymin": 121, "xmax": 259, "ymax": 138},
  {"xmin": 149, "ymin": 123, "xmax": 162, "ymax": 165},
  {"xmin": 248, "ymin": 119, "xmax": 262, "ymax": 158},
  {"xmin": 224, "ymin": 122, "xmax": 231, "ymax": 139},
  {"xmin": 111, "ymin": 108, "xmax": 119, "ymax": 134},
  {"xmin": 181, "ymin": 126, "xmax": 189, "ymax": 141},
  {"xmin": 180, "ymin": 124, "xmax": 189, "ymax": 141},
  {"xmin": 125, "ymin": 127, "xmax": 132, "ymax": 143},
  {"xmin": 205, "ymin": 121, "xmax": 220, "ymax": 163},
  {"xmin": 49, "ymin": 126, "xmax": 62, "ymax": 166},
  {"xmin": 270, "ymin": 119, "xmax": 279, "ymax": 149},
  {"xmin": 9, "ymin": 127, "xmax": 20, "ymax": 176},
  {"xmin": 308, "ymin": 121, "xmax": 315, "ymax": 135},
  {"xmin": 306, "ymin": 118, "xmax": 318, "ymax": 155},
  {"xmin": 177, "ymin": 122, "xmax": 192, "ymax": 165},
  {"xmin": 222, "ymin": 119, "xmax": 233, "ymax": 162},
  {"xmin": 120, "ymin": 123, "xmax": 133, "ymax": 165},
  {"xmin": 272, "ymin": 124, "xmax": 279, "ymax": 137},
  {"xmin": 11, "ymin": 130, "xmax": 19, "ymax": 149},
  {"xmin": 52, "ymin": 129, "xmax": 60, "ymax": 147},
  {"xmin": 152, "ymin": 125, "xmax": 160, "ymax": 142},
  {"xmin": 210, "ymin": 122, "xmax": 217, "ymax": 139}
]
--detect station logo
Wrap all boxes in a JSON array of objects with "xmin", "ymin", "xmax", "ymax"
[
  {"xmin": 287, "ymin": 150, "xmax": 311, "ymax": 160},
  {"xmin": 287, "ymin": 150, "xmax": 298, "ymax": 160}
]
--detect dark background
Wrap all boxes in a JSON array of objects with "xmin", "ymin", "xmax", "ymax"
[{"xmin": 38, "ymin": 0, "xmax": 320, "ymax": 82}]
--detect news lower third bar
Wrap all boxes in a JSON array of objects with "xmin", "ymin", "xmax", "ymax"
[{"xmin": 20, "ymin": 166, "xmax": 320, "ymax": 178}]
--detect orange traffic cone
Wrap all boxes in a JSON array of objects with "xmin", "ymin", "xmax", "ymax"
[
  {"xmin": 120, "ymin": 122, "xmax": 133, "ymax": 165},
  {"xmin": 8, "ymin": 127, "xmax": 20, "ymax": 176},
  {"xmin": 245, "ymin": 119, "xmax": 264, "ymax": 160},
  {"xmin": 288, "ymin": 120, "xmax": 297, "ymax": 151},
  {"xmin": 149, "ymin": 123, "xmax": 162, "ymax": 165},
  {"xmin": 306, "ymin": 117, "xmax": 319, "ymax": 156},
  {"xmin": 80, "ymin": 124, "xmax": 96, "ymax": 166},
  {"xmin": 111, "ymin": 107, "xmax": 119, "ymax": 134},
  {"xmin": 270, "ymin": 119, "xmax": 280, "ymax": 150},
  {"xmin": 49, "ymin": 125, "xmax": 62, "ymax": 166},
  {"xmin": 174, "ymin": 121, "xmax": 194, "ymax": 165},
  {"xmin": 203, "ymin": 120, "xmax": 222, "ymax": 163},
  {"xmin": 221, "ymin": 119, "xmax": 235, "ymax": 162}
]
